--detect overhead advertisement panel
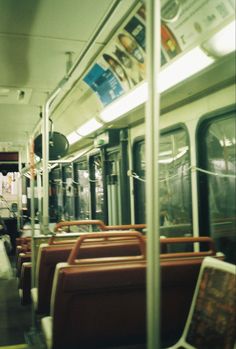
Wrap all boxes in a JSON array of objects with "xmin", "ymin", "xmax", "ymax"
[
  {"xmin": 163, "ymin": 0, "xmax": 235, "ymax": 55},
  {"xmin": 83, "ymin": 0, "xmax": 235, "ymax": 107}
]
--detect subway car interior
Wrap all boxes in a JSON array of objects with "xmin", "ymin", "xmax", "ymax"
[{"xmin": 0, "ymin": 0, "xmax": 235, "ymax": 348}]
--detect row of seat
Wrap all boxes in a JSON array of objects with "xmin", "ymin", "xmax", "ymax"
[
  {"xmin": 15, "ymin": 219, "xmax": 146, "ymax": 278},
  {"xmin": 38, "ymin": 233, "xmax": 226, "ymax": 349},
  {"xmin": 15, "ymin": 220, "xmax": 146, "ymax": 305},
  {"xmin": 15, "ymin": 222, "xmax": 229, "ymax": 348}
]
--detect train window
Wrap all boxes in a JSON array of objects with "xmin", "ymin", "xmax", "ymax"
[
  {"xmin": 49, "ymin": 166, "xmax": 63, "ymax": 222},
  {"xmin": 62, "ymin": 165, "xmax": 75, "ymax": 220},
  {"xmin": 74, "ymin": 161, "xmax": 90, "ymax": 220},
  {"xmin": 198, "ymin": 111, "xmax": 236, "ymax": 263},
  {"xmin": 106, "ymin": 151, "xmax": 122, "ymax": 225},
  {"xmin": 133, "ymin": 141, "xmax": 146, "ymax": 224},
  {"xmin": 89, "ymin": 154, "xmax": 105, "ymax": 221},
  {"xmin": 159, "ymin": 129, "xmax": 192, "ymax": 234},
  {"xmin": 133, "ymin": 127, "xmax": 192, "ymax": 237}
]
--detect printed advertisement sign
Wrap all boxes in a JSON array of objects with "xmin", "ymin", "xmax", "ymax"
[{"xmin": 83, "ymin": 0, "xmax": 235, "ymax": 106}]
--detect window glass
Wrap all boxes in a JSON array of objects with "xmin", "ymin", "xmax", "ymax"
[
  {"xmin": 75, "ymin": 162, "xmax": 90, "ymax": 220},
  {"xmin": 133, "ymin": 127, "xmax": 192, "ymax": 236},
  {"xmin": 63, "ymin": 165, "xmax": 75, "ymax": 220},
  {"xmin": 89, "ymin": 154, "xmax": 104, "ymax": 221},
  {"xmin": 159, "ymin": 130, "xmax": 191, "ymax": 229},
  {"xmin": 94, "ymin": 156, "xmax": 104, "ymax": 220},
  {"xmin": 133, "ymin": 141, "xmax": 146, "ymax": 224},
  {"xmin": 49, "ymin": 166, "xmax": 63, "ymax": 222},
  {"xmin": 203, "ymin": 114, "xmax": 236, "ymax": 263}
]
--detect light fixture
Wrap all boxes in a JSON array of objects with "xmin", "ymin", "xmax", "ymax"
[
  {"xmin": 0, "ymin": 87, "xmax": 10, "ymax": 96},
  {"xmin": 100, "ymin": 82, "xmax": 148, "ymax": 122},
  {"xmin": 202, "ymin": 20, "xmax": 236, "ymax": 57},
  {"xmin": 158, "ymin": 47, "xmax": 214, "ymax": 92},
  {"xmin": 67, "ymin": 131, "xmax": 82, "ymax": 145},
  {"xmin": 77, "ymin": 118, "xmax": 103, "ymax": 136}
]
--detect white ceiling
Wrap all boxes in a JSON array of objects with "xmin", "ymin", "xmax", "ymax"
[{"xmin": 0, "ymin": 0, "xmax": 136, "ymax": 150}]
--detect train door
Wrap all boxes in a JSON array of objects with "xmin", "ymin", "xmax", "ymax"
[
  {"xmin": 106, "ymin": 137, "xmax": 131, "ymax": 224},
  {"xmin": 74, "ymin": 159, "xmax": 90, "ymax": 220},
  {"xmin": 106, "ymin": 150, "xmax": 122, "ymax": 225},
  {"xmin": 49, "ymin": 166, "xmax": 63, "ymax": 222},
  {"xmin": 62, "ymin": 164, "xmax": 75, "ymax": 221},
  {"xmin": 89, "ymin": 129, "xmax": 130, "ymax": 225},
  {"xmin": 133, "ymin": 139, "xmax": 146, "ymax": 224},
  {"xmin": 198, "ymin": 107, "xmax": 236, "ymax": 263},
  {"xmin": 89, "ymin": 152, "xmax": 106, "ymax": 222}
]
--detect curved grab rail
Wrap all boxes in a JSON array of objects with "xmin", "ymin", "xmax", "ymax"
[
  {"xmin": 54, "ymin": 220, "xmax": 107, "ymax": 232},
  {"xmin": 160, "ymin": 236, "xmax": 216, "ymax": 259},
  {"xmin": 67, "ymin": 231, "xmax": 146, "ymax": 265}
]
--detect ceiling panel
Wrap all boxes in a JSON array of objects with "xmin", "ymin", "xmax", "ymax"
[
  {"xmin": 0, "ymin": 0, "xmax": 115, "ymax": 40},
  {"xmin": 0, "ymin": 0, "xmax": 134, "ymax": 150}
]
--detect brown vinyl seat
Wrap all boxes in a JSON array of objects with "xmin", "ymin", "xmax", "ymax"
[
  {"xmin": 33, "ymin": 231, "xmax": 143, "ymax": 315},
  {"xmin": 41, "ymin": 234, "xmax": 222, "ymax": 349},
  {"xmin": 41, "ymin": 232, "xmax": 146, "ymax": 349},
  {"xmin": 42, "ymin": 233, "xmax": 223, "ymax": 349}
]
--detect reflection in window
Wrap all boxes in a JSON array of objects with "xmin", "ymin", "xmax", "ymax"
[
  {"xmin": 94, "ymin": 157, "xmax": 104, "ymax": 219},
  {"xmin": 77, "ymin": 169, "xmax": 90, "ymax": 220},
  {"xmin": 203, "ymin": 114, "xmax": 236, "ymax": 263},
  {"xmin": 133, "ymin": 128, "xmax": 192, "ymax": 236},
  {"xmin": 49, "ymin": 167, "xmax": 63, "ymax": 222},
  {"xmin": 159, "ymin": 131, "xmax": 191, "ymax": 228},
  {"xmin": 63, "ymin": 165, "xmax": 75, "ymax": 220}
]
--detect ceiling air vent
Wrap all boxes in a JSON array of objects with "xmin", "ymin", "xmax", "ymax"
[{"xmin": 0, "ymin": 87, "xmax": 32, "ymax": 104}]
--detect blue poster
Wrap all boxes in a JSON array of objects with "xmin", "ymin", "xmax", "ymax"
[{"xmin": 83, "ymin": 63, "xmax": 124, "ymax": 106}]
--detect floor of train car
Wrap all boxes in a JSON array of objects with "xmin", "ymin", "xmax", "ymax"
[{"xmin": 0, "ymin": 256, "xmax": 46, "ymax": 349}]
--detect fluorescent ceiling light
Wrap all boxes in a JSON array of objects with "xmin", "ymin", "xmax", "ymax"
[
  {"xmin": 77, "ymin": 118, "xmax": 103, "ymax": 136},
  {"xmin": 158, "ymin": 47, "xmax": 214, "ymax": 92},
  {"xmin": 202, "ymin": 20, "xmax": 236, "ymax": 57},
  {"xmin": 67, "ymin": 131, "xmax": 82, "ymax": 145},
  {"xmin": 100, "ymin": 82, "xmax": 148, "ymax": 122},
  {"xmin": 100, "ymin": 47, "xmax": 214, "ymax": 121}
]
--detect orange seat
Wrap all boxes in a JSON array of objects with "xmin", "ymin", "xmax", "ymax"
[{"xmin": 33, "ymin": 232, "xmax": 143, "ymax": 314}]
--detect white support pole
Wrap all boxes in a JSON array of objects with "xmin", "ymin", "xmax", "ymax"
[
  {"xmin": 42, "ymin": 86, "xmax": 64, "ymax": 234},
  {"xmin": 146, "ymin": 1, "xmax": 161, "ymax": 348},
  {"xmin": 17, "ymin": 151, "xmax": 22, "ymax": 231}
]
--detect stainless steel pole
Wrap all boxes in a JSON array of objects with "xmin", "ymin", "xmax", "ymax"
[
  {"xmin": 146, "ymin": 0, "xmax": 161, "ymax": 348},
  {"xmin": 17, "ymin": 151, "xmax": 22, "ymax": 231},
  {"xmin": 42, "ymin": 86, "xmax": 64, "ymax": 234}
]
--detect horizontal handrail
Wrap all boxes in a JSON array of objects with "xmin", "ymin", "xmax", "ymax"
[{"xmin": 160, "ymin": 236, "xmax": 216, "ymax": 258}]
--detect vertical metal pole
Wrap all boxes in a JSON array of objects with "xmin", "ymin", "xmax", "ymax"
[
  {"xmin": 42, "ymin": 87, "xmax": 63, "ymax": 234},
  {"xmin": 146, "ymin": 1, "xmax": 161, "ymax": 348},
  {"xmin": 37, "ymin": 171, "xmax": 42, "ymax": 226},
  {"xmin": 17, "ymin": 151, "xmax": 22, "ymax": 231},
  {"xmin": 29, "ymin": 138, "xmax": 37, "ymax": 330},
  {"xmin": 42, "ymin": 102, "xmax": 49, "ymax": 235}
]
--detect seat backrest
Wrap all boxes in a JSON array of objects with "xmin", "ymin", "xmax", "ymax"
[
  {"xmin": 36, "ymin": 232, "xmax": 144, "ymax": 314},
  {"xmin": 51, "ymin": 260, "xmax": 147, "ymax": 349},
  {"xmin": 36, "ymin": 243, "xmax": 74, "ymax": 314},
  {"xmin": 180, "ymin": 256, "xmax": 236, "ymax": 349}
]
